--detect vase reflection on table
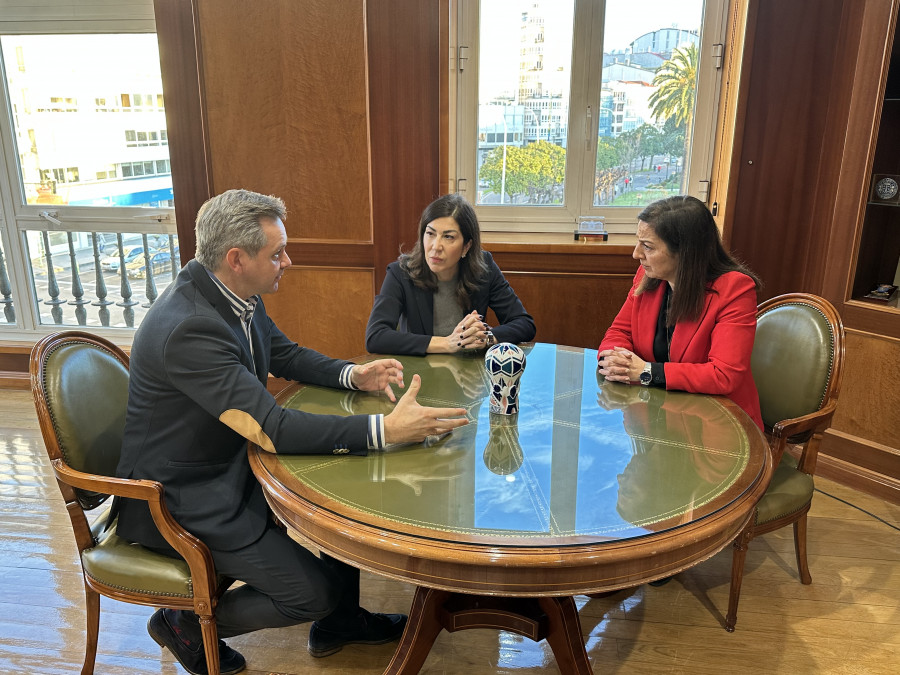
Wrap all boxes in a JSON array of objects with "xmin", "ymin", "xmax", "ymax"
[{"xmin": 482, "ymin": 413, "xmax": 523, "ymax": 475}]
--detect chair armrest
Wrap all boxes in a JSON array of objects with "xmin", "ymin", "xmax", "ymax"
[
  {"xmin": 51, "ymin": 458, "xmax": 218, "ymax": 590},
  {"xmin": 769, "ymin": 400, "xmax": 837, "ymax": 474},
  {"xmin": 770, "ymin": 400, "xmax": 837, "ymax": 441},
  {"xmin": 52, "ymin": 457, "xmax": 165, "ymax": 501}
]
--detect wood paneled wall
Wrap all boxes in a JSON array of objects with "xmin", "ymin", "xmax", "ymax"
[
  {"xmin": 367, "ymin": 0, "xmax": 446, "ymax": 288},
  {"xmin": 154, "ymin": 0, "xmax": 447, "ymax": 360},
  {"xmin": 725, "ymin": 0, "xmax": 848, "ymax": 299},
  {"xmin": 153, "ymin": 0, "xmax": 213, "ymax": 260},
  {"xmin": 198, "ymin": 0, "xmax": 372, "ymax": 242},
  {"xmin": 486, "ymin": 242, "xmax": 638, "ymax": 350},
  {"xmin": 265, "ymin": 268, "xmax": 375, "ymax": 358},
  {"xmin": 501, "ymin": 273, "xmax": 634, "ymax": 350}
]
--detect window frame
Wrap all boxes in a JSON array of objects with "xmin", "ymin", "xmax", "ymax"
[
  {"xmin": 455, "ymin": 0, "xmax": 729, "ymax": 235},
  {"xmin": 0, "ymin": 1, "xmax": 174, "ymax": 340}
]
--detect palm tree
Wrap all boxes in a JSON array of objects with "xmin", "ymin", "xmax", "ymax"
[{"xmin": 648, "ymin": 43, "xmax": 698, "ymax": 174}]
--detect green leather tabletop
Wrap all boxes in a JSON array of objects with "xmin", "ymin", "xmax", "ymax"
[{"xmin": 274, "ymin": 343, "xmax": 762, "ymax": 547}]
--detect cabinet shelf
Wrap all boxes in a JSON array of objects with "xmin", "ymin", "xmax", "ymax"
[{"xmin": 851, "ymin": 294, "xmax": 900, "ymax": 310}]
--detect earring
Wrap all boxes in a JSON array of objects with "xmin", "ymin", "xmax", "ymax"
[{"xmin": 462, "ymin": 253, "xmax": 466, "ymax": 258}]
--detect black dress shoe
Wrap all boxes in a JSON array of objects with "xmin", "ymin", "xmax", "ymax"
[
  {"xmin": 147, "ymin": 608, "xmax": 246, "ymax": 675},
  {"xmin": 308, "ymin": 609, "xmax": 407, "ymax": 658}
]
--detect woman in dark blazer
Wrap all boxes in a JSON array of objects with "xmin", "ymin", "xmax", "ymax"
[
  {"xmin": 598, "ymin": 195, "xmax": 763, "ymax": 430},
  {"xmin": 366, "ymin": 194, "xmax": 535, "ymax": 356}
]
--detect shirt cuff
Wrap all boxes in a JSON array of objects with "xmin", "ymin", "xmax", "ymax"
[
  {"xmin": 650, "ymin": 362, "xmax": 666, "ymax": 387},
  {"xmin": 340, "ymin": 363, "xmax": 357, "ymax": 390},
  {"xmin": 367, "ymin": 414, "xmax": 385, "ymax": 450}
]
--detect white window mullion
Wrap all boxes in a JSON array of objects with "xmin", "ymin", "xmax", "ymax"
[
  {"xmin": 575, "ymin": 0, "xmax": 609, "ymax": 223},
  {"xmin": 684, "ymin": 0, "xmax": 728, "ymax": 202},
  {"xmin": 456, "ymin": 0, "xmax": 479, "ymax": 201},
  {"xmin": 0, "ymin": 73, "xmax": 37, "ymax": 331}
]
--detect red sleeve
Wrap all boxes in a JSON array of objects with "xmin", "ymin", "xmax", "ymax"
[{"xmin": 663, "ymin": 272, "xmax": 757, "ymax": 397}]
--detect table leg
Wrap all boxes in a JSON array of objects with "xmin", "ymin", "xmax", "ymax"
[
  {"xmin": 384, "ymin": 586, "xmax": 450, "ymax": 675},
  {"xmin": 383, "ymin": 588, "xmax": 593, "ymax": 675},
  {"xmin": 538, "ymin": 596, "xmax": 593, "ymax": 675}
]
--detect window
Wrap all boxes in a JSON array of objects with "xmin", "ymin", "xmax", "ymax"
[
  {"xmin": 125, "ymin": 128, "xmax": 168, "ymax": 147},
  {"xmin": 122, "ymin": 91, "xmax": 164, "ymax": 111},
  {"xmin": 456, "ymin": 0, "xmax": 727, "ymax": 233},
  {"xmin": 119, "ymin": 160, "xmax": 171, "ymax": 179},
  {"xmin": 0, "ymin": 2, "xmax": 178, "ymax": 337},
  {"xmin": 95, "ymin": 165, "xmax": 117, "ymax": 180}
]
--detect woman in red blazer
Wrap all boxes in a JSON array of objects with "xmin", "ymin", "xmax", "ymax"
[{"xmin": 598, "ymin": 195, "xmax": 763, "ymax": 430}]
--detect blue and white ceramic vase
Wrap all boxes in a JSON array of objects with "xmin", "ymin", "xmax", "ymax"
[{"xmin": 484, "ymin": 342, "xmax": 526, "ymax": 415}]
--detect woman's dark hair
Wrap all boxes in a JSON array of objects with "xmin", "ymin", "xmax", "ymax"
[
  {"xmin": 400, "ymin": 193, "xmax": 489, "ymax": 309},
  {"xmin": 636, "ymin": 195, "xmax": 760, "ymax": 324}
]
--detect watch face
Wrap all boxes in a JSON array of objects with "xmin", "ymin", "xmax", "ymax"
[
  {"xmin": 875, "ymin": 177, "xmax": 899, "ymax": 201},
  {"xmin": 640, "ymin": 370, "xmax": 652, "ymax": 385}
]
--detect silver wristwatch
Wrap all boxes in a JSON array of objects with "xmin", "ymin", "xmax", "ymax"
[{"xmin": 639, "ymin": 362, "xmax": 653, "ymax": 386}]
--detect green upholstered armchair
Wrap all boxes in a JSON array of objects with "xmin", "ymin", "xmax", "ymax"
[
  {"xmin": 30, "ymin": 331, "xmax": 229, "ymax": 674},
  {"xmin": 725, "ymin": 294, "xmax": 845, "ymax": 632}
]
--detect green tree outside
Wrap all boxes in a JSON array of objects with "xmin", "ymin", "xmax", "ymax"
[
  {"xmin": 648, "ymin": 42, "xmax": 698, "ymax": 167},
  {"xmin": 479, "ymin": 140, "xmax": 566, "ymax": 203}
]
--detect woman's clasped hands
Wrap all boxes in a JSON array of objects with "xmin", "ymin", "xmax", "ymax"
[
  {"xmin": 442, "ymin": 310, "xmax": 494, "ymax": 353},
  {"xmin": 598, "ymin": 346, "xmax": 647, "ymax": 384}
]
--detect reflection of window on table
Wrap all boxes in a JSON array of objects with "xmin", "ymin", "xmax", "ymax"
[{"xmin": 473, "ymin": 343, "xmax": 558, "ymax": 535}]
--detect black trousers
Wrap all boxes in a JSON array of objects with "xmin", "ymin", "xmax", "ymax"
[{"xmin": 156, "ymin": 521, "xmax": 362, "ymax": 639}]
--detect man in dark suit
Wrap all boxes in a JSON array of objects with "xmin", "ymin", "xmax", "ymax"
[{"xmin": 116, "ymin": 189, "xmax": 468, "ymax": 675}]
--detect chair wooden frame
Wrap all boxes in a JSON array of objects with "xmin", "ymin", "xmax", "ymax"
[
  {"xmin": 30, "ymin": 330, "xmax": 228, "ymax": 674},
  {"xmin": 725, "ymin": 293, "xmax": 845, "ymax": 632}
]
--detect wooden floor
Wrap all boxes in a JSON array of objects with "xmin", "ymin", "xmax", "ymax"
[{"xmin": 2, "ymin": 388, "xmax": 898, "ymax": 675}]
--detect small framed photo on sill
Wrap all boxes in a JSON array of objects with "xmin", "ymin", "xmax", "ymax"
[{"xmin": 864, "ymin": 283, "xmax": 898, "ymax": 301}]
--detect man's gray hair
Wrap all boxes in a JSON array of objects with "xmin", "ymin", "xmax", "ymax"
[{"xmin": 194, "ymin": 189, "xmax": 287, "ymax": 270}]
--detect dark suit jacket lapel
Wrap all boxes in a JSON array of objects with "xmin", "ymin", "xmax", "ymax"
[
  {"xmin": 187, "ymin": 260, "xmax": 256, "ymax": 372},
  {"xmin": 410, "ymin": 283, "xmax": 434, "ymax": 334},
  {"xmin": 249, "ymin": 306, "xmax": 268, "ymax": 384}
]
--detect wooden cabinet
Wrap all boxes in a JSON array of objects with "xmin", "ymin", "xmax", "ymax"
[
  {"xmin": 850, "ymin": 30, "xmax": 900, "ymax": 309},
  {"xmin": 820, "ymin": 1, "xmax": 900, "ymax": 502},
  {"xmin": 824, "ymin": 1, "xmax": 900, "ymax": 340}
]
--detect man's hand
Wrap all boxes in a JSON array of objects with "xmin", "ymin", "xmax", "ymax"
[
  {"xmin": 383, "ymin": 374, "xmax": 469, "ymax": 444},
  {"xmin": 351, "ymin": 359, "xmax": 405, "ymax": 402}
]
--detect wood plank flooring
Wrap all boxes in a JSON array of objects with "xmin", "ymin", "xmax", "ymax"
[{"xmin": 2, "ymin": 388, "xmax": 897, "ymax": 674}]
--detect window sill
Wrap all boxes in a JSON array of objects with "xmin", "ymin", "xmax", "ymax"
[
  {"xmin": 481, "ymin": 231, "xmax": 635, "ymax": 255},
  {"xmin": 480, "ymin": 232, "xmax": 638, "ymax": 275}
]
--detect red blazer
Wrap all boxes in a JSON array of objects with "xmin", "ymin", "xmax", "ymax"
[{"xmin": 598, "ymin": 268, "xmax": 763, "ymax": 430}]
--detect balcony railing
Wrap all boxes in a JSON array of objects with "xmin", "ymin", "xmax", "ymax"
[{"xmin": 3, "ymin": 229, "xmax": 182, "ymax": 329}]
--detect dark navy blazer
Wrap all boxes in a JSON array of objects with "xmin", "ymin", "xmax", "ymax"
[
  {"xmin": 116, "ymin": 260, "xmax": 369, "ymax": 552},
  {"xmin": 365, "ymin": 252, "xmax": 536, "ymax": 356}
]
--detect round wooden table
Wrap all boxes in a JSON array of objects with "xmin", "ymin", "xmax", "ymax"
[{"xmin": 249, "ymin": 343, "xmax": 772, "ymax": 674}]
